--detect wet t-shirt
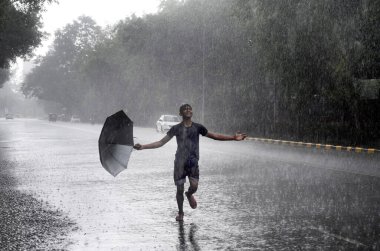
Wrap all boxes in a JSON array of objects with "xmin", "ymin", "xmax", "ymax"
[{"xmin": 167, "ymin": 122, "xmax": 208, "ymax": 161}]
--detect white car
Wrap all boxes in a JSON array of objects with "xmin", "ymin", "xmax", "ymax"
[
  {"xmin": 156, "ymin": 115, "xmax": 180, "ymax": 133},
  {"xmin": 70, "ymin": 115, "xmax": 81, "ymax": 123}
]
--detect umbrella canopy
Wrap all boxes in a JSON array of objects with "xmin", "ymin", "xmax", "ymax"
[{"xmin": 99, "ymin": 110, "xmax": 134, "ymax": 176}]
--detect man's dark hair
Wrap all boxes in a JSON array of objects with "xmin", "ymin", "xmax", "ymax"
[{"xmin": 179, "ymin": 103, "xmax": 192, "ymax": 114}]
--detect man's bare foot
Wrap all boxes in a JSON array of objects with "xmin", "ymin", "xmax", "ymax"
[
  {"xmin": 176, "ymin": 212, "xmax": 184, "ymax": 221},
  {"xmin": 185, "ymin": 192, "xmax": 197, "ymax": 209}
]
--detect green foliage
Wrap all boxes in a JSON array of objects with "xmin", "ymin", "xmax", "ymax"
[
  {"xmin": 22, "ymin": 0, "xmax": 380, "ymax": 146},
  {"xmin": 0, "ymin": 0, "xmax": 54, "ymax": 69},
  {"xmin": 22, "ymin": 16, "xmax": 103, "ymax": 116},
  {"xmin": 356, "ymin": 0, "xmax": 380, "ymax": 79}
]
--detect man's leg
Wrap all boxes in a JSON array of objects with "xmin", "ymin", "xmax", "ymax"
[
  {"xmin": 187, "ymin": 179, "xmax": 198, "ymax": 196},
  {"xmin": 176, "ymin": 184, "xmax": 184, "ymax": 221},
  {"xmin": 185, "ymin": 179, "xmax": 198, "ymax": 209},
  {"xmin": 174, "ymin": 158, "xmax": 186, "ymax": 221}
]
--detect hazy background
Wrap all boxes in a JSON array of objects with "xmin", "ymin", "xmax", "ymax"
[{"xmin": 1, "ymin": 0, "xmax": 379, "ymax": 147}]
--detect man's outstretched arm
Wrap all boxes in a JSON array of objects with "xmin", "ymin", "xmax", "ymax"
[
  {"xmin": 133, "ymin": 135, "xmax": 172, "ymax": 150},
  {"xmin": 206, "ymin": 131, "xmax": 247, "ymax": 141}
]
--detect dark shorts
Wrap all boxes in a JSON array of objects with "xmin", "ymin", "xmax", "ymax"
[{"xmin": 174, "ymin": 157, "xmax": 199, "ymax": 186}]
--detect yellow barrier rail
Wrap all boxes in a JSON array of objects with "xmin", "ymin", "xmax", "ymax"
[{"xmin": 245, "ymin": 137, "xmax": 379, "ymax": 154}]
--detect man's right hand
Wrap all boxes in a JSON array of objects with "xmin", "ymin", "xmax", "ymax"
[{"xmin": 133, "ymin": 143, "xmax": 143, "ymax": 150}]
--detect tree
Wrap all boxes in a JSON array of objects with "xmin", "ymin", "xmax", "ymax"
[
  {"xmin": 0, "ymin": 0, "xmax": 54, "ymax": 87},
  {"xmin": 21, "ymin": 0, "xmax": 380, "ymax": 146},
  {"xmin": 356, "ymin": 0, "xmax": 380, "ymax": 79},
  {"xmin": 22, "ymin": 16, "xmax": 103, "ymax": 116},
  {"xmin": 0, "ymin": 68, "xmax": 10, "ymax": 87}
]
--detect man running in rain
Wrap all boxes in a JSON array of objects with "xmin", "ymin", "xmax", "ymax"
[{"xmin": 133, "ymin": 104, "xmax": 247, "ymax": 221}]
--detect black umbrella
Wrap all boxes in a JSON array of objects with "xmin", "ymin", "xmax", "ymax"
[{"xmin": 99, "ymin": 110, "xmax": 134, "ymax": 176}]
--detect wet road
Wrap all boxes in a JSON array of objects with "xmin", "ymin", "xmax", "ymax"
[{"xmin": 0, "ymin": 118, "xmax": 379, "ymax": 250}]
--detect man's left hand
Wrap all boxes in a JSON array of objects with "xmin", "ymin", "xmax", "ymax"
[{"xmin": 234, "ymin": 132, "xmax": 247, "ymax": 141}]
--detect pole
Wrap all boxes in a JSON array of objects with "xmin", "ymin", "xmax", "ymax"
[
  {"xmin": 273, "ymin": 76, "xmax": 276, "ymax": 133},
  {"xmin": 201, "ymin": 4, "xmax": 205, "ymax": 124}
]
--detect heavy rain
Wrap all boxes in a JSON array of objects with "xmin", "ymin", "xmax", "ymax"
[{"xmin": 1, "ymin": 0, "xmax": 380, "ymax": 250}]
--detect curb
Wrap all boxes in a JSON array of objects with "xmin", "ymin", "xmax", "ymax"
[{"xmin": 245, "ymin": 137, "xmax": 380, "ymax": 154}]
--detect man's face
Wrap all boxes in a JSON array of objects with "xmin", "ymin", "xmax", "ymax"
[{"xmin": 180, "ymin": 105, "xmax": 192, "ymax": 119}]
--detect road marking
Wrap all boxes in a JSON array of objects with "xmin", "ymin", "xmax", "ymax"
[
  {"xmin": 310, "ymin": 226, "xmax": 368, "ymax": 248},
  {"xmin": 355, "ymin": 147, "xmax": 363, "ymax": 153},
  {"xmin": 246, "ymin": 137, "xmax": 379, "ymax": 154}
]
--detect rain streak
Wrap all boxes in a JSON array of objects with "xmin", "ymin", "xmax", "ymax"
[{"xmin": 1, "ymin": 0, "xmax": 379, "ymax": 250}]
